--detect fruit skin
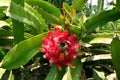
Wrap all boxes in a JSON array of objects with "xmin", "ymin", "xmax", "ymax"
[{"xmin": 41, "ymin": 28, "xmax": 80, "ymax": 69}]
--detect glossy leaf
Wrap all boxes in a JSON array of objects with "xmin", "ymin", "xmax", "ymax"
[
  {"xmin": 24, "ymin": 3, "xmax": 48, "ymax": 32},
  {"xmin": 85, "ymin": 9, "xmax": 120, "ymax": 33},
  {"xmin": 25, "ymin": 0, "xmax": 61, "ymax": 17},
  {"xmin": 11, "ymin": 0, "xmax": 24, "ymax": 44},
  {"xmin": 0, "ymin": 70, "xmax": 10, "ymax": 80},
  {"xmin": 70, "ymin": 20, "xmax": 85, "ymax": 39},
  {"xmin": 6, "ymin": 2, "xmax": 47, "ymax": 34},
  {"xmin": 93, "ymin": 69, "xmax": 105, "ymax": 80},
  {"xmin": 12, "ymin": 19, "xmax": 24, "ymax": 44},
  {"xmin": 111, "ymin": 35, "xmax": 120, "ymax": 79},
  {"xmin": 63, "ymin": 3, "xmax": 71, "ymax": 13},
  {"xmin": 1, "ymin": 32, "xmax": 47, "ymax": 70},
  {"xmin": 45, "ymin": 65, "xmax": 65, "ymax": 80},
  {"xmin": 0, "ymin": 70, "xmax": 14, "ymax": 80},
  {"xmin": 106, "ymin": 73, "xmax": 117, "ymax": 80},
  {"xmin": 0, "ymin": 21, "xmax": 10, "ymax": 28},
  {"xmin": 71, "ymin": 25, "xmax": 82, "ymax": 37},
  {"xmin": 62, "ymin": 57, "xmax": 82, "ymax": 80},
  {"xmin": 8, "ymin": 71, "xmax": 14, "ymax": 80},
  {"xmin": 0, "ymin": 68, "xmax": 6, "ymax": 79},
  {"xmin": 83, "ymin": 32, "xmax": 114, "ymax": 44},
  {"xmin": 72, "ymin": 0, "xmax": 88, "ymax": 11},
  {"xmin": 36, "ymin": 8, "xmax": 61, "ymax": 24},
  {"xmin": 0, "ymin": 0, "xmax": 10, "ymax": 6},
  {"xmin": 0, "ymin": 0, "xmax": 10, "ymax": 3},
  {"xmin": 62, "ymin": 2, "xmax": 72, "ymax": 20}
]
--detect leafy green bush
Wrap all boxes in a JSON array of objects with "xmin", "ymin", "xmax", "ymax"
[{"xmin": 0, "ymin": 0, "xmax": 120, "ymax": 80}]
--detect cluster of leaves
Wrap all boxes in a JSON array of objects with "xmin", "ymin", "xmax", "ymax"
[{"xmin": 0, "ymin": 0, "xmax": 120, "ymax": 80}]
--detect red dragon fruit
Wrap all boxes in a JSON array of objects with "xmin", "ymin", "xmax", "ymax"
[{"xmin": 41, "ymin": 28, "xmax": 80, "ymax": 70}]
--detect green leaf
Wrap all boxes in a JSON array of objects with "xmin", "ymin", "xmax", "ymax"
[
  {"xmin": 12, "ymin": 19, "xmax": 24, "ymax": 44},
  {"xmin": 0, "ymin": 68, "xmax": 6, "ymax": 79},
  {"xmin": 6, "ymin": 2, "xmax": 47, "ymax": 34},
  {"xmin": 0, "ymin": 70, "xmax": 14, "ymax": 80},
  {"xmin": 106, "ymin": 73, "xmax": 117, "ymax": 80},
  {"xmin": 62, "ymin": 57, "xmax": 82, "ymax": 80},
  {"xmin": 72, "ymin": 0, "xmax": 88, "ymax": 11},
  {"xmin": 0, "ymin": 48, "xmax": 5, "ymax": 61},
  {"xmin": 0, "ymin": 70, "xmax": 10, "ymax": 80},
  {"xmin": 62, "ymin": 2, "xmax": 72, "ymax": 21},
  {"xmin": 70, "ymin": 21, "xmax": 85, "ymax": 39},
  {"xmin": 36, "ymin": 8, "xmax": 61, "ymax": 24},
  {"xmin": 93, "ymin": 69, "xmax": 105, "ymax": 80},
  {"xmin": 0, "ymin": 30, "xmax": 13, "ymax": 37},
  {"xmin": 11, "ymin": 0, "xmax": 24, "ymax": 5},
  {"xmin": 0, "ymin": 13, "xmax": 5, "ymax": 19},
  {"xmin": 46, "ymin": 65, "xmax": 66, "ymax": 80},
  {"xmin": 0, "ymin": 21, "xmax": 10, "ymax": 28},
  {"xmin": 116, "ymin": 0, "xmax": 120, "ymax": 9},
  {"xmin": 25, "ymin": 0, "xmax": 61, "ymax": 17},
  {"xmin": 63, "ymin": 3, "xmax": 71, "ymax": 13},
  {"xmin": 0, "ymin": 0, "xmax": 10, "ymax": 6},
  {"xmin": 83, "ymin": 32, "xmax": 114, "ymax": 44},
  {"xmin": 1, "ymin": 32, "xmax": 47, "ymax": 70},
  {"xmin": 97, "ymin": 0, "xmax": 104, "ymax": 13},
  {"xmin": 11, "ymin": 0, "xmax": 24, "ymax": 44},
  {"xmin": 71, "ymin": 25, "xmax": 82, "ymax": 36},
  {"xmin": 111, "ymin": 35, "xmax": 120, "ymax": 79},
  {"xmin": 0, "ymin": 0, "xmax": 10, "ymax": 3},
  {"xmin": 85, "ymin": 9, "xmax": 120, "ymax": 33},
  {"xmin": 8, "ymin": 71, "xmax": 14, "ymax": 80},
  {"xmin": 24, "ymin": 2, "xmax": 48, "ymax": 32},
  {"xmin": 0, "ymin": 6, "xmax": 6, "ymax": 19}
]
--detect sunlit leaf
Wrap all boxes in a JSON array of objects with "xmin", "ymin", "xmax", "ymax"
[
  {"xmin": 83, "ymin": 32, "xmax": 114, "ymax": 44},
  {"xmin": 36, "ymin": 8, "xmax": 61, "ymax": 24},
  {"xmin": 1, "ymin": 32, "xmax": 47, "ymax": 70},
  {"xmin": 63, "ymin": 2, "xmax": 71, "ymax": 13},
  {"xmin": 93, "ymin": 69, "xmax": 105, "ymax": 80},
  {"xmin": 0, "ymin": 0, "xmax": 10, "ymax": 6},
  {"xmin": 0, "ymin": 21, "xmax": 10, "ymax": 28},
  {"xmin": 85, "ymin": 9, "xmax": 120, "ymax": 33},
  {"xmin": 62, "ymin": 2, "xmax": 73, "ymax": 22},
  {"xmin": 72, "ymin": 0, "xmax": 88, "ymax": 11},
  {"xmin": 106, "ymin": 73, "xmax": 117, "ymax": 80},
  {"xmin": 25, "ymin": 0, "xmax": 61, "ymax": 17},
  {"xmin": 0, "ymin": 68, "xmax": 6, "ymax": 79},
  {"xmin": 11, "ymin": 0, "xmax": 24, "ymax": 44},
  {"xmin": 6, "ymin": 2, "xmax": 47, "ymax": 34},
  {"xmin": 8, "ymin": 71, "xmax": 14, "ymax": 80}
]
